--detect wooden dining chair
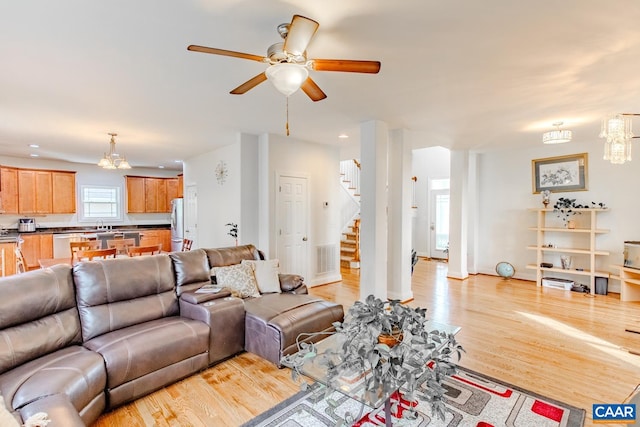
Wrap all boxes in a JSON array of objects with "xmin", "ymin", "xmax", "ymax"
[
  {"xmin": 77, "ymin": 248, "xmax": 118, "ymax": 261},
  {"xmin": 107, "ymin": 238, "xmax": 136, "ymax": 255},
  {"xmin": 127, "ymin": 244, "xmax": 162, "ymax": 257},
  {"xmin": 14, "ymin": 247, "xmax": 37, "ymax": 273},
  {"xmin": 181, "ymin": 239, "xmax": 193, "ymax": 251},
  {"xmin": 70, "ymin": 240, "xmax": 102, "ymax": 262}
]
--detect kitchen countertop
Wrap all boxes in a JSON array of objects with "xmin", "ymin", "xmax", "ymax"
[{"xmin": 0, "ymin": 225, "xmax": 171, "ymax": 243}]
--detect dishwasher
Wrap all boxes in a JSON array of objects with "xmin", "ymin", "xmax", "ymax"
[{"xmin": 53, "ymin": 234, "xmax": 87, "ymax": 259}]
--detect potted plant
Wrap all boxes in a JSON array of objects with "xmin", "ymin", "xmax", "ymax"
[
  {"xmin": 282, "ymin": 295, "xmax": 464, "ymax": 423},
  {"xmin": 553, "ymin": 198, "xmax": 607, "ymax": 228},
  {"xmin": 225, "ymin": 222, "xmax": 238, "ymax": 246},
  {"xmin": 553, "ymin": 197, "xmax": 584, "ymax": 228}
]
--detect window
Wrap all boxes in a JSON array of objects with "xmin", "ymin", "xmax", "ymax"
[{"xmin": 80, "ymin": 185, "xmax": 122, "ymax": 222}]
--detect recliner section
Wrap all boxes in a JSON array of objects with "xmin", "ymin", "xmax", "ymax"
[{"xmin": 0, "ymin": 245, "xmax": 344, "ymax": 426}]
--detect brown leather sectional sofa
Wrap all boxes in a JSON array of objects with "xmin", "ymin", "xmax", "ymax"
[{"xmin": 0, "ymin": 244, "xmax": 344, "ymax": 426}]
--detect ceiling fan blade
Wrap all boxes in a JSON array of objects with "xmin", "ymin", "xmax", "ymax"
[
  {"xmin": 230, "ymin": 72, "xmax": 268, "ymax": 95},
  {"xmin": 283, "ymin": 15, "xmax": 319, "ymax": 57},
  {"xmin": 187, "ymin": 45, "xmax": 266, "ymax": 63},
  {"xmin": 301, "ymin": 77, "xmax": 327, "ymax": 102},
  {"xmin": 311, "ymin": 59, "xmax": 381, "ymax": 74}
]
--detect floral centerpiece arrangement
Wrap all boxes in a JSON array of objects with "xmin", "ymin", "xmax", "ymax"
[{"xmin": 282, "ymin": 295, "xmax": 464, "ymax": 423}]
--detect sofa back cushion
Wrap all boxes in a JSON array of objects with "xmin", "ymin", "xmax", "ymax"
[
  {"xmin": 73, "ymin": 254, "xmax": 178, "ymax": 341},
  {"xmin": 169, "ymin": 249, "xmax": 211, "ymax": 295},
  {"xmin": 204, "ymin": 244, "xmax": 263, "ymax": 269},
  {"xmin": 0, "ymin": 265, "xmax": 81, "ymax": 375}
]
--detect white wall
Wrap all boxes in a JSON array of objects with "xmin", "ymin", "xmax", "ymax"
[
  {"xmin": 183, "ymin": 141, "xmax": 241, "ymax": 248},
  {"xmin": 185, "ymin": 133, "xmax": 341, "ymax": 286},
  {"xmin": 476, "ymin": 138, "xmax": 640, "ymax": 292},
  {"xmin": 411, "ymin": 146, "xmax": 450, "ymax": 256},
  {"xmin": 0, "ymin": 155, "xmax": 178, "ymax": 229},
  {"xmin": 265, "ymin": 134, "xmax": 342, "ymax": 285}
]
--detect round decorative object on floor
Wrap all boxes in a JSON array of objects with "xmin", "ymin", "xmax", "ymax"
[{"xmin": 496, "ymin": 261, "xmax": 515, "ymax": 280}]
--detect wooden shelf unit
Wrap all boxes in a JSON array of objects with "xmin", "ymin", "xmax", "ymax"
[
  {"xmin": 526, "ymin": 208, "xmax": 610, "ymax": 294},
  {"xmin": 613, "ymin": 264, "xmax": 640, "ymax": 301}
]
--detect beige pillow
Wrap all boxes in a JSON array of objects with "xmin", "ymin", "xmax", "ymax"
[
  {"xmin": 242, "ymin": 259, "xmax": 281, "ymax": 294},
  {"xmin": 0, "ymin": 395, "xmax": 20, "ymax": 427},
  {"xmin": 214, "ymin": 263, "xmax": 261, "ymax": 298}
]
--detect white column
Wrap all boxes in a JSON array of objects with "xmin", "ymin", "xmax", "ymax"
[
  {"xmin": 467, "ymin": 152, "xmax": 479, "ymax": 275},
  {"xmin": 448, "ymin": 150, "xmax": 469, "ymax": 280},
  {"xmin": 387, "ymin": 129, "xmax": 413, "ymax": 301},
  {"xmin": 360, "ymin": 120, "xmax": 388, "ymax": 301}
]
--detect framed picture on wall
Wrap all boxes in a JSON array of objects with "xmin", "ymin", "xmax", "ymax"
[{"xmin": 532, "ymin": 153, "xmax": 588, "ymax": 194}]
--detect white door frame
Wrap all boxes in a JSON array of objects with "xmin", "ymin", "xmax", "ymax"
[
  {"xmin": 275, "ymin": 172, "xmax": 310, "ymax": 281},
  {"xmin": 185, "ymin": 185, "xmax": 198, "ymax": 248},
  {"xmin": 429, "ymin": 188, "xmax": 450, "ymax": 259}
]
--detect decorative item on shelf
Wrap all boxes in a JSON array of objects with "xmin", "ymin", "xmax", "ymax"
[
  {"xmin": 553, "ymin": 198, "xmax": 608, "ymax": 227},
  {"xmin": 553, "ymin": 197, "xmax": 584, "ymax": 226},
  {"xmin": 225, "ymin": 222, "xmax": 238, "ymax": 246},
  {"xmin": 599, "ymin": 113, "xmax": 640, "ymax": 165},
  {"xmin": 541, "ymin": 190, "xmax": 551, "ymax": 208},
  {"xmin": 97, "ymin": 133, "xmax": 131, "ymax": 170},
  {"xmin": 542, "ymin": 121, "xmax": 572, "ymax": 144},
  {"xmin": 560, "ymin": 255, "xmax": 572, "ymax": 270},
  {"xmin": 281, "ymin": 295, "xmax": 464, "ymax": 422}
]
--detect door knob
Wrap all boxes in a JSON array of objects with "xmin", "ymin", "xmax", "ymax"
[{"xmin": 302, "ymin": 236, "xmax": 308, "ymax": 241}]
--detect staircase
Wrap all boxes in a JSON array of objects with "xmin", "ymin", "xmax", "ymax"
[
  {"xmin": 339, "ymin": 159, "xmax": 361, "ymax": 269},
  {"xmin": 340, "ymin": 218, "xmax": 360, "ymax": 268}
]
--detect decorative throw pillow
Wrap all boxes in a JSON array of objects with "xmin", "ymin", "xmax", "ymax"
[
  {"xmin": 214, "ymin": 263, "xmax": 261, "ymax": 298},
  {"xmin": 242, "ymin": 259, "xmax": 281, "ymax": 294},
  {"xmin": 0, "ymin": 395, "xmax": 20, "ymax": 427}
]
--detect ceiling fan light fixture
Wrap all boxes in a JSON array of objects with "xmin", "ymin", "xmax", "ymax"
[
  {"xmin": 542, "ymin": 122, "xmax": 572, "ymax": 144},
  {"xmin": 265, "ymin": 63, "xmax": 308, "ymax": 96}
]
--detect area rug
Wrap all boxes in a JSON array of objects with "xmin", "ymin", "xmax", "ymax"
[{"xmin": 242, "ymin": 366, "xmax": 585, "ymax": 426}]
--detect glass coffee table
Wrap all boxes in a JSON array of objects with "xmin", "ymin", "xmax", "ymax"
[{"xmin": 293, "ymin": 320, "xmax": 461, "ymax": 427}]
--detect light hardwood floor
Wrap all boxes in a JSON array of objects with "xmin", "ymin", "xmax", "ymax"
[{"xmin": 93, "ymin": 259, "xmax": 640, "ymax": 426}]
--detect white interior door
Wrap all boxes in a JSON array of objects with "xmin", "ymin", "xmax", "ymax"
[
  {"xmin": 185, "ymin": 185, "xmax": 198, "ymax": 248},
  {"xmin": 430, "ymin": 189, "xmax": 450, "ymax": 259},
  {"xmin": 277, "ymin": 175, "xmax": 308, "ymax": 278}
]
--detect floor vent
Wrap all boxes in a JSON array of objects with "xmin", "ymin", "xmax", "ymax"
[{"xmin": 316, "ymin": 244, "xmax": 337, "ymax": 275}]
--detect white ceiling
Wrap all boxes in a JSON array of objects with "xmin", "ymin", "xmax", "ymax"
[{"xmin": 2, "ymin": 1, "xmax": 640, "ymax": 170}]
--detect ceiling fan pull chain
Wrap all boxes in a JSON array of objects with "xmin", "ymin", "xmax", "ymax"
[{"xmin": 286, "ymin": 96, "xmax": 290, "ymax": 136}]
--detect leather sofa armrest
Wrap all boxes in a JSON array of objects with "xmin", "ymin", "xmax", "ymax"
[
  {"xmin": 19, "ymin": 394, "xmax": 85, "ymax": 427},
  {"xmin": 179, "ymin": 289, "xmax": 232, "ymax": 305},
  {"xmin": 279, "ymin": 274, "xmax": 306, "ymax": 293}
]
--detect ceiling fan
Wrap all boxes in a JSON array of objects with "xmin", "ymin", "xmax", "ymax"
[{"xmin": 187, "ymin": 14, "xmax": 381, "ymax": 102}]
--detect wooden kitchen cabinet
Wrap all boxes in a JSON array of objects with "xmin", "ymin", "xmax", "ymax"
[
  {"xmin": 139, "ymin": 229, "xmax": 171, "ymax": 251},
  {"xmin": 177, "ymin": 175, "xmax": 183, "ymax": 198},
  {"xmin": 0, "ymin": 242, "xmax": 17, "ymax": 276},
  {"xmin": 6, "ymin": 167, "xmax": 75, "ymax": 214},
  {"xmin": 126, "ymin": 176, "xmax": 146, "ymax": 213},
  {"xmin": 20, "ymin": 233, "xmax": 53, "ymax": 269},
  {"xmin": 0, "ymin": 167, "xmax": 19, "ymax": 214},
  {"xmin": 18, "ymin": 169, "xmax": 53, "ymax": 214},
  {"xmin": 52, "ymin": 171, "xmax": 76, "ymax": 213},
  {"xmin": 126, "ymin": 176, "xmax": 179, "ymax": 213}
]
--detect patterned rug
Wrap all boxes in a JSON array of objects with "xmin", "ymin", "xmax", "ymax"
[{"xmin": 242, "ymin": 366, "xmax": 585, "ymax": 426}]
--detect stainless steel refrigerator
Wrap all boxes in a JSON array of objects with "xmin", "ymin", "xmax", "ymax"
[{"xmin": 170, "ymin": 198, "xmax": 184, "ymax": 252}]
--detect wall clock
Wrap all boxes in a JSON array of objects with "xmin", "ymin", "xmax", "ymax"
[
  {"xmin": 495, "ymin": 261, "xmax": 515, "ymax": 280},
  {"xmin": 215, "ymin": 160, "xmax": 228, "ymax": 185}
]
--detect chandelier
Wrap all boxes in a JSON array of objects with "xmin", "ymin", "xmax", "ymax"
[
  {"xmin": 542, "ymin": 122, "xmax": 572, "ymax": 144},
  {"xmin": 599, "ymin": 113, "xmax": 639, "ymax": 165},
  {"xmin": 97, "ymin": 133, "xmax": 131, "ymax": 169}
]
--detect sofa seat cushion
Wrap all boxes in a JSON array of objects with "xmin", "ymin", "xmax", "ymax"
[
  {"xmin": 243, "ymin": 294, "xmax": 344, "ymax": 365},
  {"xmin": 0, "ymin": 345, "xmax": 106, "ymax": 413},
  {"xmin": 83, "ymin": 317, "xmax": 209, "ymax": 390}
]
